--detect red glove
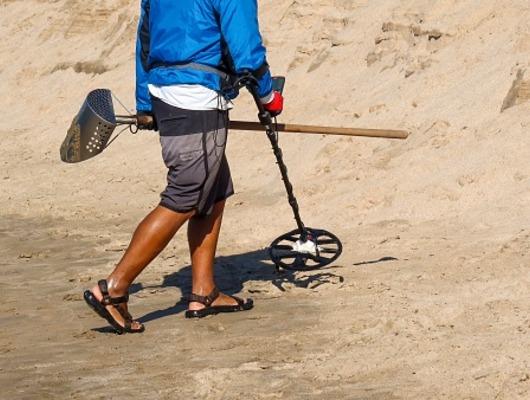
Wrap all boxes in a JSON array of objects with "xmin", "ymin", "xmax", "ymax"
[{"xmin": 263, "ymin": 91, "xmax": 284, "ymax": 117}]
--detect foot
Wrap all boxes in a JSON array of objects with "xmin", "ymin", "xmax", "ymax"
[
  {"xmin": 188, "ymin": 291, "xmax": 242, "ymax": 312},
  {"xmin": 87, "ymin": 282, "xmax": 144, "ymax": 332},
  {"xmin": 185, "ymin": 287, "xmax": 253, "ymax": 318}
]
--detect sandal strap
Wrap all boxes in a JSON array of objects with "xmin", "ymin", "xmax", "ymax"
[
  {"xmin": 187, "ymin": 287, "xmax": 219, "ymax": 306},
  {"xmin": 105, "ymin": 293, "xmax": 137, "ymax": 327},
  {"xmin": 124, "ymin": 320, "xmax": 132, "ymax": 331},
  {"xmin": 98, "ymin": 279, "xmax": 129, "ymax": 306},
  {"xmin": 229, "ymin": 295, "xmax": 245, "ymax": 307}
]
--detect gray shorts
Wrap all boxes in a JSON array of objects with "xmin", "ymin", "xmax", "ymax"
[{"xmin": 152, "ymin": 97, "xmax": 234, "ymax": 217}]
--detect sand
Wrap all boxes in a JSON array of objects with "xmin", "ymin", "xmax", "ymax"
[{"xmin": 1, "ymin": 0, "xmax": 530, "ymax": 398}]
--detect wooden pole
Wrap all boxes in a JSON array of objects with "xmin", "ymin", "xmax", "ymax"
[{"xmin": 229, "ymin": 120, "xmax": 409, "ymax": 140}]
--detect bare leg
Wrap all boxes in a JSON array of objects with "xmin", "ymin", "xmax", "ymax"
[
  {"xmin": 187, "ymin": 200, "xmax": 239, "ymax": 311},
  {"xmin": 89, "ymin": 205, "xmax": 194, "ymax": 329}
]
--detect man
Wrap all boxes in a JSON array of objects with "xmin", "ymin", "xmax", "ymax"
[{"xmin": 83, "ymin": 0, "xmax": 283, "ymax": 333}]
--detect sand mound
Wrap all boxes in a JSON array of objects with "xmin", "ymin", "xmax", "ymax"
[{"xmin": 1, "ymin": 0, "xmax": 528, "ymax": 228}]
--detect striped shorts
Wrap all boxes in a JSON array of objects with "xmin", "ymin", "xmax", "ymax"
[{"xmin": 152, "ymin": 96, "xmax": 234, "ymax": 217}]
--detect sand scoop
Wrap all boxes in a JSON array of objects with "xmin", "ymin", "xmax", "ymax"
[
  {"xmin": 60, "ymin": 89, "xmax": 408, "ymax": 164},
  {"xmin": 61, "ymin": 84, "xmax": 408, "ymax": 270},
  {"xmin": 60, "ymin": 89, "xmax": 137, "ymax": 163}
]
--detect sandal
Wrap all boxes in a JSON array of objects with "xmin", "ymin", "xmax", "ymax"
[
  {"xmin": 83, "ymin": 280, "xmax": 145, "ymax": 334},
  {"xmin": 184, "ymin": 287, "xmax": 253, "ymax": 319}
]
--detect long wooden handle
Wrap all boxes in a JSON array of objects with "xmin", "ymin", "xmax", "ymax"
[{"xmin": 228, "ymin": 120, "xmax": 409, "ymax": 139}]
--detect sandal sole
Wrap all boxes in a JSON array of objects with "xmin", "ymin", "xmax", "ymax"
[{"xmin": 185, "ymin": 299, "xmax": 254, "ymax": 319}]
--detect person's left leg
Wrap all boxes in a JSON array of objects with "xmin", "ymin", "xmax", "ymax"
[{"xmin": 187, "ymin": 200, "xmax": 243, "ymax": 311}]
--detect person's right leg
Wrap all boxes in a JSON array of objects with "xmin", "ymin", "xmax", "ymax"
[{"xmin": 88, "ymin": 205, "xmax": 194, "ymax": 330}]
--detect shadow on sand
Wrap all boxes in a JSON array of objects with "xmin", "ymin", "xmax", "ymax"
[
  {"xmin": 131, "ymin": 248, "xmax": 346, "ymax": 324},
  {"xmin": 92, "ymin": 249, "xmax": 398, "ymax": 332}
]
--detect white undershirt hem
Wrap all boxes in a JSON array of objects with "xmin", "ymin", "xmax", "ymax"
[{"xmin": 148, "ymin": 84, "xmax": 233, "ymax": 111}]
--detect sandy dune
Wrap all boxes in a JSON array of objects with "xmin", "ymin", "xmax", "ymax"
[{"xmin": 1, "ymin": 0, "xmax": 530, "ymax": 398}]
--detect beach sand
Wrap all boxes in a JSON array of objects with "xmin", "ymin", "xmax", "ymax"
[{"xmin": 1, "ymin": 0, "xmax": 530, "ymax": 398}]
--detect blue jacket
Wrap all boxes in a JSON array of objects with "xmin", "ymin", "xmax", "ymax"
[{"xmin": 136, "ymin": 0, "xmax": 273, "ymax": 112}]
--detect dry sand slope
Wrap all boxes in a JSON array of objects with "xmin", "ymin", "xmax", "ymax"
[{"xmin": 1, "ymin": 0, "xmax": 530, "ymax": 399}]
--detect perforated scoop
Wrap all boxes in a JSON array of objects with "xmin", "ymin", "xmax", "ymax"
[{"xmin": 60, "ymin": 89, "xmax": 119, "ymax": 163}]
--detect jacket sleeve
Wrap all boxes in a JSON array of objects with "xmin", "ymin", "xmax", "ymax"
[
  {"xmin": 135, "ymin": 0, "xmax": 152, "ymax": 112},
  {"xmin": 213, "ymin": 0, "xmax": 273, "ymax": 99}
]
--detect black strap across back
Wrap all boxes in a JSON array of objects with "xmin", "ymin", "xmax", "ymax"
[
  {"xmin": 186, "ymin": 287, "xmax": 220, "ymax": 306},
  {"xmin": 98, "ymin": 279, "xmax": 129, "ymax": 305}
]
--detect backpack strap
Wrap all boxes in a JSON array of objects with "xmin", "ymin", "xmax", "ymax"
[{"xmin": 149, "ymin": 62, "xmax": 229, "ymax": 79}]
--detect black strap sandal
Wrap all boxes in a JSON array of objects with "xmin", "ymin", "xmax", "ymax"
[
  {"xmin": 184, "ymin": 287, "xmax": 253, "ymax": 319},
  {"xmin": 83, "ymin": 280, "xmax": 145, "ymax": 334}
]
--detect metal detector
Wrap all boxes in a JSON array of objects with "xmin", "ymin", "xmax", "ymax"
[{"xmin": 243, "ymin": 78, "xmax": 343, "ymax": 271}]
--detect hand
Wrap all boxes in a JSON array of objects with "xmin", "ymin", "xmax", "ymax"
[
  {"xmin": 136, "ymin": 111, "xmax": 157, "ymax": 131},
  {"xmin": 263, "ymin": 91, "xmax": 284, "ymax": 117}
]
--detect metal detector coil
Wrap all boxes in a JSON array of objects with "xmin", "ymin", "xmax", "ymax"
[
  {"xmin": 60, "ymin": 89, "xmax": 121, "ymax": 163},
  {"xmin": 270, "ymin": 228, "xmax": 342, "ymax": 271}
]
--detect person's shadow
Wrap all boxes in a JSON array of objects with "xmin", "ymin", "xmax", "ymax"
[{"xmin": 128, "ymin": 248, "xmax": 346, "ymax": 324}]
